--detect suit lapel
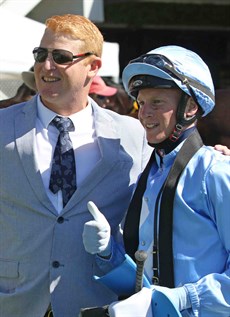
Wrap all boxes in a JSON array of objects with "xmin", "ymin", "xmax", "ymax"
[
  {"xmin": 15, "ymin": 98, "xmax": 56, "ymax": 214},
  {"xmin": 15, "ymin": 99, "xmax": 123, "ymax": 213},
  {"xmin": 65, "ymin": 102, "xmax": 122, "ymax": 210}
]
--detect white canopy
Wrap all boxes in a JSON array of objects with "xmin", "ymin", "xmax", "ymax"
[
  {"xmin": 0, "ymin": 8, "xmax": 45, "ymax": 77},
  {"xmin": 0, "ymin": 8, "xmax": 119, "ymax": 80}
]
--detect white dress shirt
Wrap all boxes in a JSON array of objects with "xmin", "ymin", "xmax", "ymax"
[{"xmin": 34, "ymin": 96, "xmax": 101, "ymax": 213}]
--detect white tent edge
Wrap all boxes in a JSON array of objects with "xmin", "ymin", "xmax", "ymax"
[{"xmin": 0, "ymin": 8, "xmax": 120, "ymax": 81}]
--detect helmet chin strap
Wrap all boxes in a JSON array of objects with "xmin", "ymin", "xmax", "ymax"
[{"xmin": 149, "ymin": 93, "xmax": 198, "ymax": 154}]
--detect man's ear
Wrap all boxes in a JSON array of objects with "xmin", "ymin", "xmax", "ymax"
[
  {"xmin": 88, "ymin": 57, "xmax": 102, "ymax": 78},
  {"xmin": 185, "ymin": 97, "xmax": 199, "ymax": 119}
]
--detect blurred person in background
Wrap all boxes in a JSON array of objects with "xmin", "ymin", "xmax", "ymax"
[
  {"xmin": 89, "ymin": 75, "xmax": 118, "ymax": 109},
  {"xmin": 0, "ymin": 68, "xmax": 36, "ymax": 108}
]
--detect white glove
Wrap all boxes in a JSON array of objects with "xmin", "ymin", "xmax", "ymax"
[
  {"xmin": 151, "ymin": 285, "xmax": 191, "ymax": 312},
  {"xmin": 108, "ymin": 287, "xmax": 153, "ymax": 317},
  {"xmin": 83, "ymin": 201, "xmax": 111, "ymax": 256}
]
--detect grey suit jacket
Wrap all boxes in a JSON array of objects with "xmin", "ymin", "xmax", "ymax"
[{"xmin": 0, "ymin": 96, "xmax": 151, "ymax": 317}]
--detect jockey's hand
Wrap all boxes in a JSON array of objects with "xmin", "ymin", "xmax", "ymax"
[
  {"xmin": 108, "ymin": 287, "xmax": 153, "ymax": 317},
  {"xmin": 214, "ymin": 144, "xmax": 230, "ymax": 156},
  {"xmin": 83, "ymin": 201, "xmax": 111, "ymax": 256},
  {"xmin": 151, "ymin": 285, "xmax": 191, "ymax": 312}
]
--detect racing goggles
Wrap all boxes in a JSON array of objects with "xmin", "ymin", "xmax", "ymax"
[
  {"xmin": 129, "ymin": 54, "xmax": 178, "ymax": 78},
  {"xmin": 33, "ymin": 47, "xmax": 94, "ymax": 65},
  {"xmin": 128, "ymin": 54, "xmax": 214, "ymax": 102}
]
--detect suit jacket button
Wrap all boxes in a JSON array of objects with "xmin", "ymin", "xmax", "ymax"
[
  {"xmin": 52, "ymin": 261, "xmax": 60, "ymax": 268},
  {"xmin": 57, "ymin": 216, "xmax": 64, "ymax": 223}
]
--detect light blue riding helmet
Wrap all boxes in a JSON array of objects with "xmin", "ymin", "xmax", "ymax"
[{"xmin": 122, "ymin": 45, "xmax": 215, "ymax": 117}]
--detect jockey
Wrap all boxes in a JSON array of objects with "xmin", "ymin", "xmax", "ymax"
[
  {"xmin": 83, "ymin": 45, "xmax": 230, "ymax": 317},
  {"xmin": 123, "ymin": 45, "xmax": 215, "ymax": 150}
]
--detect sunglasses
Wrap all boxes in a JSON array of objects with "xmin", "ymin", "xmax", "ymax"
[
  {"xmin": 129, "ymin": 53, "xmax": 214, "ymax": 102},
  {"xmin": 32, "ymin": 47, "xmax": 94, "ymax": 65}
]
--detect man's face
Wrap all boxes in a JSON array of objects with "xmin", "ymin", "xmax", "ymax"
[
  {"xmin": 137, "ymin": 88, "xmax": 182, "ymax": 144},
  {"xmin": 33, "ymin": 28, "xmax": 93, "ymax": 112}
]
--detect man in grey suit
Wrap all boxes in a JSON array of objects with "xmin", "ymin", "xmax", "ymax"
[{"xmin": 0, "ymin": 14, "xmax": 151, "ymax": 317}]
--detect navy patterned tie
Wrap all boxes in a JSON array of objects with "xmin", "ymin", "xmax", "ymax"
[{"xmin": 49, "ymin": 116, "xmax": 77, "ymax": 207}]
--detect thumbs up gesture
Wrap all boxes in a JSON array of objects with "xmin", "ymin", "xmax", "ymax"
[{"xmin": 83, "ymin": 201, "xmax": 111, "ymax": 256}]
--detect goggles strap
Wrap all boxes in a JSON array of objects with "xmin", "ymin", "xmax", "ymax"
[
  {"xmin": 164, "ymin": 63, "xmax": 214, "ymax": 102},
  {"xmin": 169, "ymin": 93, "xmax": 198, "ymax": 142},
  {"xmin": 147, "ymin": 93, "xmax": 196, "ymax": 150}
]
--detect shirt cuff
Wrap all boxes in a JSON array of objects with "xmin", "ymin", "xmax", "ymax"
[
  {"xmin": 184, "ymin": 283, "xmax": 200, "ymax": 317},
  {"xmin": 96, "ymin": 237, "xmax": 126, "ymax": 273}
]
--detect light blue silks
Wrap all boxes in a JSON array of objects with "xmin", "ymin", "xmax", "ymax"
[{"xmin": 94, "ymin": 254, "xmax": 182, "ymax": 317}]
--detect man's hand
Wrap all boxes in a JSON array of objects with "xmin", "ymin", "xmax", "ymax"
[
  {"xmin": 214, "ymin": 144, "xmax": 230, "ymax": 156},
  {"xmin": 83, "ymin": 201, "xmax": 111, "ymax": 256}
]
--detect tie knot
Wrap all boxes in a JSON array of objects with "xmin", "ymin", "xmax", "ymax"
[{"xmin": 51, "ymin": 116, "xmax": 75, "ymax": 133}]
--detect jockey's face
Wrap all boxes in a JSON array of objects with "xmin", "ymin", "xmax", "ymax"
[{"xmin": 137, "ymin": 88, "xmax": 181, "ymax": 144}]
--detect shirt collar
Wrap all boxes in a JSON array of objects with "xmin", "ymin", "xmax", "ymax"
[
  {"xmin": 37, "ymin": 95, "xmax": 94, "ymax": 130},
  {"xmin": 155, "ymin": 141, "xmax": 184, "ymax": 168}
]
